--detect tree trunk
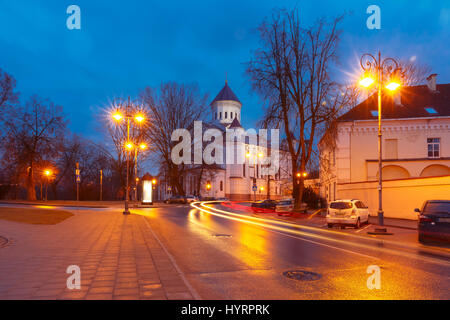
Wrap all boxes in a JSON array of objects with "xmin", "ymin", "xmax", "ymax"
[{"xmin": 26, "ymin": 166, "xmax": 36, "ymax": 201}]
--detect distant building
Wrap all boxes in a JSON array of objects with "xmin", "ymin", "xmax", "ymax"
[
  {"xmin": 160, "ymin": 80, "xmax": 292, "ymax": 201},
  {"xmin": 319, "ymin": 74, "xmax": 450, "ymax": 219}
]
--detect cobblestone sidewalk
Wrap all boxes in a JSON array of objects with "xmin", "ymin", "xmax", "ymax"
[{"xmin": 0, "ymin": 208, "xmax": 196, "ymax": 300}]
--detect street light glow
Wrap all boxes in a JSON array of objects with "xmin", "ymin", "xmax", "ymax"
[
  {"xmin": 135, "ymin": 114, "xmax": 145, "ymax": 123},
  {"xmin": 386, "ymin": 81, "xmax": 400, "ymax": 91},
  {"xmin": 44, "ymin": 170, "xmax": 51, "ymax": 176},
  {"xmin": 112, "ymin": 112, "xmax": 123, "ymax": 121},
  {"xmin": 125, "ymin": 142, "xmax": 134, "ymax": 150},
  {"xmin": 139, "ymin": 143, "xmax": 147, "ymax": 150},
  {"xmin": 359, "ymin": 76, "xmax": 375, "ymax": 88},
  {"xmin": 258, "ymin": 152, "xmax": 263, "ymax": 158}
]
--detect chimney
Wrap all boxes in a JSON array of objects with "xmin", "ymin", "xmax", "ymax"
[{"xmin": 426, "ymin": 73, "xmax": 438, "ymax": 92}]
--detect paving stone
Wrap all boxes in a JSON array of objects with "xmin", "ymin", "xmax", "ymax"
[{"xmin": 0, "ymin": 210, "xmax": 193, "ymax": 300}]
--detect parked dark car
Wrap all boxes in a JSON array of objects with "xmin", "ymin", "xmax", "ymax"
[
  {"xmin": 165, "ymin": 195, "xmax": 186, "ymax": 204},
  {"xmin": 415, "ymin": 200, "xmax": 450, "ymax": 243},
  {"xmin": 251, "ymin": 200, "xmax": 277, "ymax": 212}
]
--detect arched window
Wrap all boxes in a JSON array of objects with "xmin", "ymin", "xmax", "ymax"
[
  {"xmin": 220, "ymin": 181, "xmax": 223, "ymax": 191},
  {"xmin": 230, "ymin": 113, "xmax": 233, "ymax": 119},
  {"xmin": 219, "ymin": 112, "xmax": 222, "ymax": 119},
  {"xmin": 420, "ymin": 164, "xmax": 450, "ymax": 177},
  {"xmin": 377, "ymin": 165, "xmax": 410, "ymax": 180},
  {"xmin": 225, "ymin": 112, "xmax": 227, "ymax": 119}
]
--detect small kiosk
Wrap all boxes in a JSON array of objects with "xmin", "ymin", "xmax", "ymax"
[{"xmin": 141, "ymin": 173, "xmax": 154, "ymax": 205}]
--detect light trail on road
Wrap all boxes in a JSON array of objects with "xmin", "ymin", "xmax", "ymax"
[{"xmin": 190, "ymin": 201, "xmax": 450, "ymax": 268}]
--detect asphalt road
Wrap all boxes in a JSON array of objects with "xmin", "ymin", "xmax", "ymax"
[{"xmin": 135, "ymin": 202, "xmax": 450, "ymax": 299}]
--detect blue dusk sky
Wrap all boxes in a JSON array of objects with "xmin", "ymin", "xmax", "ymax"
[{"xmin": 1, "ymin": 1, "xmax": 449, "ymax": 140}]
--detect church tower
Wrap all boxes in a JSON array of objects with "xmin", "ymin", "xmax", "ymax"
[{"xmin": 210, "ymin": 80, "xmax": 242, "ymax": 126}]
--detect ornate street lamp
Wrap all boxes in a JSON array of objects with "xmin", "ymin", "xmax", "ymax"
[
  {"xmin": 359, "ymin": 52, "xmax": 403, "ymax": 228},
  {"xmin": 111, "ymin": 97, "xmax": 147, "ymax": 215}
]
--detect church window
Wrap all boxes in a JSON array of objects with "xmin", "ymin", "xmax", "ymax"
[
  {"xmin": 220, "ymin": 112, "xmax": 222, "ymax": 119},
  {"xmin": 231, "ymin": 113, "xmax": 233, "ymax": 119},
  {"xmin": 220, "ymin": 181, "xmax": 223, "ymax": 191},
  {"xmin": 243, "ymin": 164, "xmax": 246, "ymax": 177},
  {"xmin": 225, "ymin": 112, "xmax": 227, "ymax": 119}
]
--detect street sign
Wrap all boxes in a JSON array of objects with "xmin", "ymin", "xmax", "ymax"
[
  {"xmin": 252, "ymin": 185, "xmax": 257, "ymax": 192},
  {"xmin": 76, "ymin": 176, "xmax": 81, "ymax": 183}
]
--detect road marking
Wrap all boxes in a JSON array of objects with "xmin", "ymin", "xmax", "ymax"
[
  {"xmin": 308, "ymin": 209, "xmax": 323, "ymax": 219},
  {"xmin": 356, "ymin": 224, "xmax": 372, "ymax": 233},
  {"xmin": 142, "ymin": 215, "xmax": 201, "ymax": 300}
]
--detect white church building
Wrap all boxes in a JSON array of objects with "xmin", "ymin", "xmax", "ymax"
[{"xmin": 160, "ymin": 81, "xmax": 293, "ymax": 201}]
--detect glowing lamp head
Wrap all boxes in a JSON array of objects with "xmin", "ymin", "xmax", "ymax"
[
  {"xmin": 386, "ymin": 82, "xmax": 400, "ymax": 91},
  {"xmin": 125, "ymin": 142, "xmax": 134, "ymax": 150},
  {"xmin": 44, "ymin": 170, "xmax": 51, "ymax": 176},
  {"xmin": 139, "ymin": 143, "xmax": 147, "ymax": 150},
  {"xmin": 135, "ymin": 114, "xmax": 145, "ymax": 123},
  {"xmin": 246, "ymin": 152, "xmax": 251, "ymax": 158},
  {"xmin": 258, "ymin": 152, "xmax": 263, "ymax": 158},
  {"xmin": 359, "ymin": 76, "xmax": 375, "ymax": 88},
  {"xmin": 296, "ymin": 173, "xmax": 301, "ymax": 178},
  {"xmin": 152, "ymin": 179, "xmax": 157, "ymax": 185},
  {"xmin": 260, "ymin": 186, "xmax": 264, "ymax": 191},
  {"xmin": 112, "ymin": 112, "xmax": 123, "ymax": 121},
  {"xmin": 302, "ymin": 172, "xmax": 308, "ymax": 177},
  {"xmin": 206, "ymin": 183, "xmax": 211, "ymax": 190}
]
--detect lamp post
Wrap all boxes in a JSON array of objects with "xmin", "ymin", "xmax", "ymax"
[
  {"xmin": 44, "ymin": 170, "xmax": 51, "ymax": 201},
  {"xmin": 111, "ymin": 97, "xmax": 146, "ymax": 215},
  {"xmin": 359, "ymin": 52, "xmax": 402, "ymax": 227}
]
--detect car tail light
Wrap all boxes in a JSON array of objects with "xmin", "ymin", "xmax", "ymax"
[{"xmin": 419, "ymin": 215, "xmax": 433, "ymax": 223}]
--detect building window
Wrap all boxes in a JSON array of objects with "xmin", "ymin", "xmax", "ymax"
[
  {"xmin": 230, "ymin": 113, "xmax": 233, "ymax": 119},
  {"xmin": 427, "ymin": 138, "xmax": 440, "ymax": 158},
  {"xmin": 215, "ymin": 112, "xmax": 217, "ymax": 120},
  {"xmin": 225, "ymin": 112, "xmax": 227, "ymax": 119},
  {"xmin": 243, "ymin": 164, "xmax": 246, "ymax": 177},
  {"xmin": 220, "ymin": 181, "xmax": 223, "ymax": 191},
  {"xmin": 219, "ymin": 112, "xmax": 222, "ymax": 119}
]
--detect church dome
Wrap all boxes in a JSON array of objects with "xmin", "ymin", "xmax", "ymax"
[{"xmin": 210, "ymin": 81, "xmax": 241, "ymax": 105}]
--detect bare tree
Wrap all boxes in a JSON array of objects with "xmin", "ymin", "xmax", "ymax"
[
  {"xmin": 1, "ymin": 95, "xmax": 66, "ymax": 200},
  {"xmin": 140, "ymin": 82, "xmax": 208, "ymax": 196},
  {"xmin": 246, "ymin": 9, "xmax": 357, "ymax": 208},
  {"xmin": 398, "ymin": 60, "xmax": 432, "ymax": 86},
  {"xmin": 0, "ymin": 68, "xmax": 18, "ymax": 111}
]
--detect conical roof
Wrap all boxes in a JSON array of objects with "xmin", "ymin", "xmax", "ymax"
[
  {"xmin": 227, "ymin": 117, "xmax": 242, "ymax": 129},
  {"xmin": 210, "ymin": 81, "xmax": 241, "ymax": 105}
]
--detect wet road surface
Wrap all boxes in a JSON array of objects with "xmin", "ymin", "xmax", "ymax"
[{"xmin": 130, "ymin": 202, "xmax": 450, "ymax": 299}]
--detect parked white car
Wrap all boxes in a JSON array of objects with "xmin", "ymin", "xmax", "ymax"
[
  {"xmin": 326, "ymin": 199, "xmax": 369, "ymax": 229},
  {"xmin": 185, "ymin": 195, "xmax": 199, "ymax": 203}
]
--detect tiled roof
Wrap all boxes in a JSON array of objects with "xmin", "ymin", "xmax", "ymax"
[
  {"xmin": 211, "ymin": 81, "xmax": 241, "ymax": 105},
  {"xmin": 338, "ymin": 84, "xmax": 450, "ymax": 121}
]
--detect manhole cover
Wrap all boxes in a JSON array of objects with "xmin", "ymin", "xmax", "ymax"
[
  {"xmin": 213, "ymin": 234, "xmax": 232, "ymax": 238},
  {"xmin": 0, "ymin": 236, "xmax": 8, "ymax": 248},
  {"xmin": 283, "ymin": 270, "xmax": 321, "ymax": 281}
]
